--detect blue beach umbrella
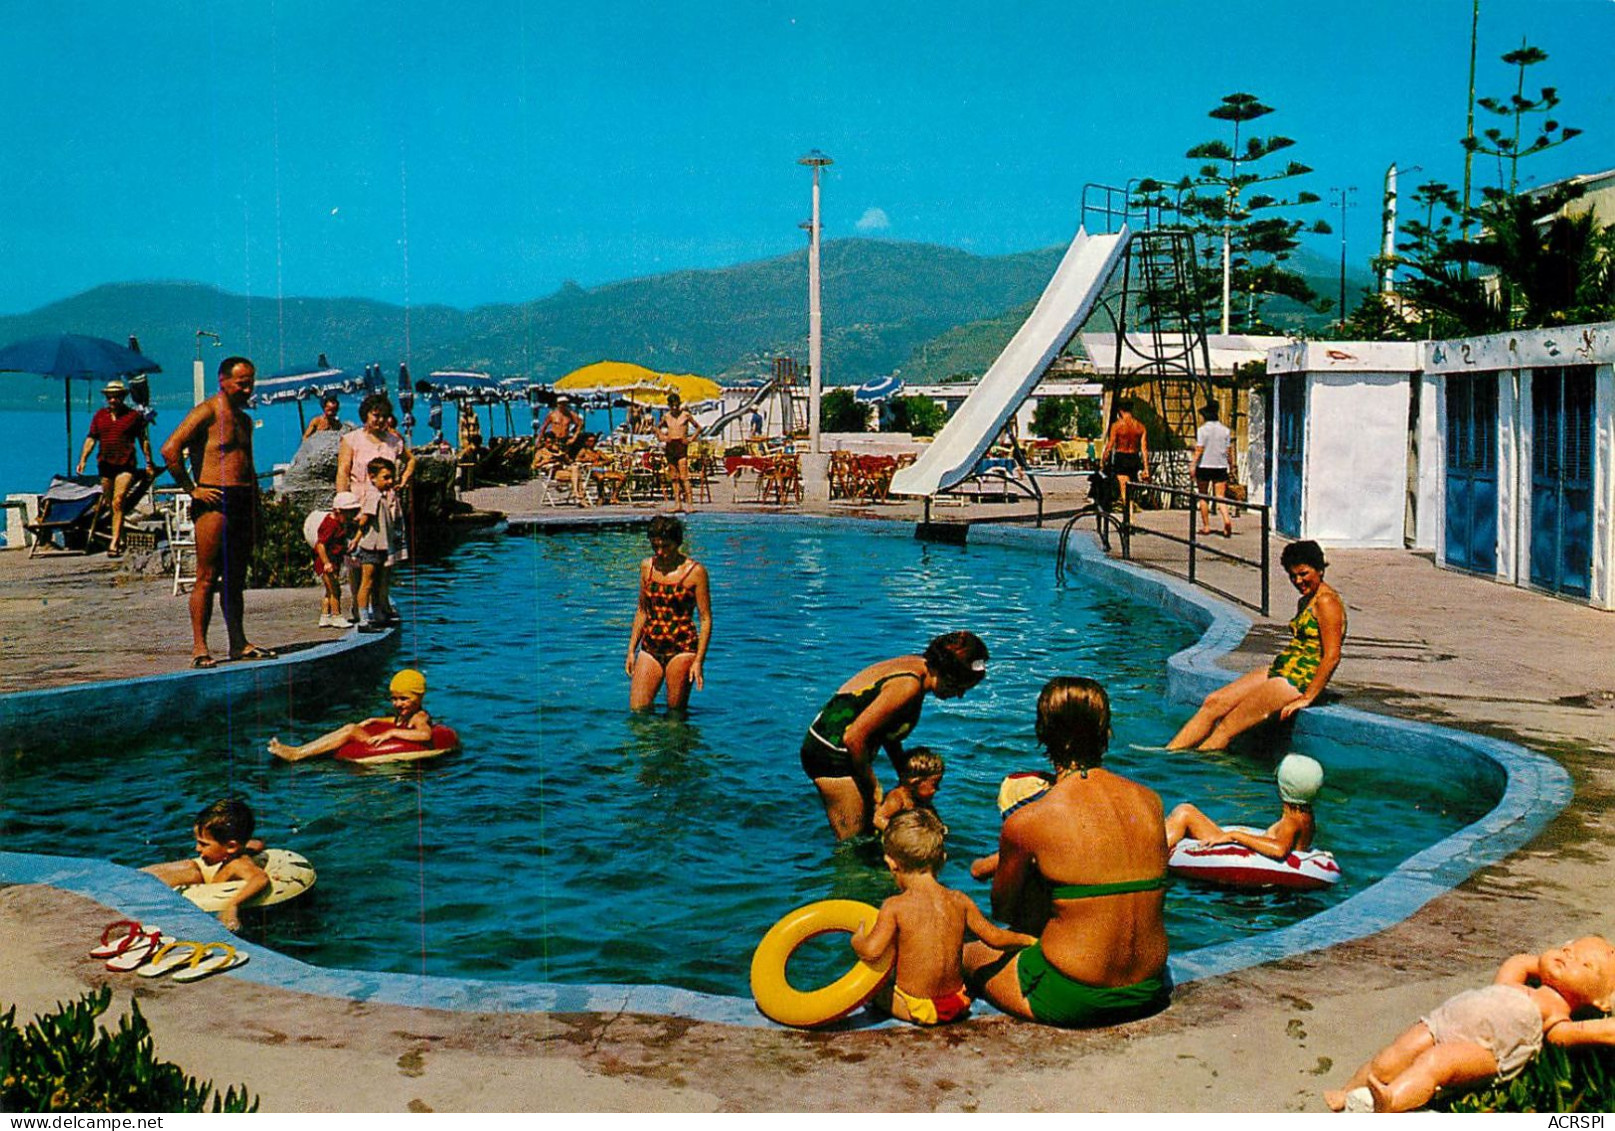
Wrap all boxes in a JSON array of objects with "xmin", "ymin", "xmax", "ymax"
[
  {"xmin": 0, "ymin": 332, "xmax": 162, "ymax": 472},
  {"xmin": 853, "ymin": 374, "xmax": 904, "ymax": 403}
]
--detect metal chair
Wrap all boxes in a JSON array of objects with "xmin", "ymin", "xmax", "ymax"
[{"xmin": 164, "ymin": 493, "xmax": 197, "ymax": 594}]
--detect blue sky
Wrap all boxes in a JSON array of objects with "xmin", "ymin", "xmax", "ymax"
[{"xmin": 1, "ymin": 0, "xmax": 1610, "ymax": 315}]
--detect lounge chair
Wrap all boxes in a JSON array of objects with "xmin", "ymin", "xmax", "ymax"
[
  {"xmin": 162, "ymin": 491, "xmax": 197, "ymax": 595},
  {"xmin": 23, "ymin": 476, "xmax": 102, "ymax": 558}
]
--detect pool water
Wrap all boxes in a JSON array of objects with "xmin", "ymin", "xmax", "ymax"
[{"xmin": 0, "ymin": 517, "xmax": 1494, "ymax": 996}]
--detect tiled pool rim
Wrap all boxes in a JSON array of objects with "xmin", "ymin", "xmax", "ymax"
[{"xmin": 0, "ymin": 517, "xmax": 1572, "ymax": 1029}]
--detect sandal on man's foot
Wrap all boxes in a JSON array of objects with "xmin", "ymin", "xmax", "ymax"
[
  {"xmin": 231, "ymin": 645, "xmax": 278, "ymax": 661},
  {"xmin": 192, "ymin": 655, "xmax": 217, "ymax": 669}
]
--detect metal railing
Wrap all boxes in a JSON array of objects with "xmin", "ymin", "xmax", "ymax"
[{"xmin": 1061, "ymin": 480, "xmax": 1271, "ymax": 615}]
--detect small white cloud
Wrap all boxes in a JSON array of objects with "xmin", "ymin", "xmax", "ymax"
[{"xmin": 855, "ymin": 207, "xmax": 890, "ymax": 232}]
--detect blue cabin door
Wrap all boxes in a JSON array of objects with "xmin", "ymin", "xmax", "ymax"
[
  {"xmin": 1529, "ymin": 366, "xmax": 1594, "ymax": 599},
  {"xmin": 1443, "ymin": 374, "xmax": 1498, "ymax": 574},
  {"xmin": 1274, "ymin": 376, "xmax": 1305, "ymax": 537}
]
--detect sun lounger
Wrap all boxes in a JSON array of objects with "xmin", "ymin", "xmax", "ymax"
[{"xmin": 23, "ymin": 476, "xmax": 103, "ymax": 557}]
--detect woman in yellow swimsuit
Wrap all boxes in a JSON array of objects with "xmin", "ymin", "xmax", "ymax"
[
  {"xmin": 963, "ymin": 677, "xmax": 1172, "ymax": 1027},
  {"xmin": 1167, "ymin": 539, "xmax": 1345, "ymax": 751},
  {"xmin": 626, "ymin": 515, "xmax": 712, "ymax": 711}
]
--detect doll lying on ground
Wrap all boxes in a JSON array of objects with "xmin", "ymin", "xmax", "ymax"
[{"xmin": 1325, "ymin": 935, "xmax": 1615, "ymax": 1113}]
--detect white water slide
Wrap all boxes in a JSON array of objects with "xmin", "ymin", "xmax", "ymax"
[{"xmin": 889, "ymin": 225, "xmax": 1131, "ymax": 498}]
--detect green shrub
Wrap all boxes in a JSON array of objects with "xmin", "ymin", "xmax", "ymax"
[
  {"xmin": 885, "ymin": 395, "xmax": 946, "ymax": 437},
  {"xmin": 248, "ymin": 494, "xmax": 313, "ymax": 589},
  {"xmin": 1434, "ymin": 1043, "xmax": 1615, "ymax": 1113},
  {"xmin": 0, "ymin": 987, "xmax": 258, "ymax": 1112},
  {"xmin": 822, "ymin": 388, "xmax": 870, "ymax": 433}
]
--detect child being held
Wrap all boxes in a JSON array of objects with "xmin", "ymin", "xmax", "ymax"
[
  {"xmin": 314, "ymin": 491, "xmax": 361, "ymax": 629},
  {"xmin": 851, "ymin": 809, "xmax": 1035, "ymax": 1025},
  {"xmin": 1165, "ymin": 752, "xmax": 1322, "ymax": 860},
  {"xmin": 269, "ymin": 668, "xmax": 433, "ymax": 763},
  {"xmin": 872, "ymin": 747, "xmax": 944, "ymax": 832},
  {"xmin": 142, "ymin": 798, "xmax": 268, "ymax": 931},
  {"xmin": 355, "ymin": 456, "xmax": 401, "ymax": 632},
  {"xmin": 1325, "ymin": 935, "xmax": 1615, "ymax": 1112}
]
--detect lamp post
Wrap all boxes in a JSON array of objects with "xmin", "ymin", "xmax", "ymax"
[
  {"xmin": 798, "ymin": 149, "xmax": 832, "ymax": 453},
  {"xmin": 193, "ymin": 330, "xmax": 221, "ymax": 406},
  {"xmin": 1329, "ymin": 187, "xmax": 1357, "ymax": 332}
]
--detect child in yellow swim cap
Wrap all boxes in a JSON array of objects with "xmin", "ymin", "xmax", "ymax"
[{"xmin": 269, "ymin": 669, "xmax": 434, "ymax": 763}]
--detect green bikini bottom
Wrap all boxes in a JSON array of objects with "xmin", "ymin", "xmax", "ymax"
[{"xmin": 1016, "ymin": 942, "xmax": 1172, "ymax": 1027}]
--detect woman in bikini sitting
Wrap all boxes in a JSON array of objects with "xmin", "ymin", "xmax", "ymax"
[
  {"xmin": 800, "ymin": 630, "xmax": 988, "ymax": 841},
  {"xmin": 964, "ymin": 677, "xmax": 1172, "ymax": 1027},
  {"xmin": 626, "ymin": 515, "xmax": 712, "ymax": 712},
  {"xmin": 1167, "ymin": 539, "xmax": 1345, "ymax": 751}
]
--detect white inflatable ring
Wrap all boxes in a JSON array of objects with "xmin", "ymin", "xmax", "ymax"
[
  {"xmin": 1168, "ymin": 826, "xmax": 1340, "ymax": 891},
  {"xmin": 750, "ymin": 899, "xmax": 893, "ymax": 1028},
  {"xmin": 178, "ymin": 849, "xmax": 317, "ymax": 912}
]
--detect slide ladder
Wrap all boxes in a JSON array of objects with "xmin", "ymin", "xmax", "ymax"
[{"xmin": 889, "ymin": 226, "xmax": 1131, "ymax": 499}]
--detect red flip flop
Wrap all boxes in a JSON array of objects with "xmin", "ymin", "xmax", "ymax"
[{"xmin": 89, "ymin": 920, "xmax": 145, "ymax": 959}]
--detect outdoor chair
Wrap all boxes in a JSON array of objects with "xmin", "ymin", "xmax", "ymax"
[
  {"xmin": 161, "ymin": 491, "xmax": 197, "ymax": 595},
  {"xmin": 23, "ymin": 476, "xmax": 102, "ymax": 558}
]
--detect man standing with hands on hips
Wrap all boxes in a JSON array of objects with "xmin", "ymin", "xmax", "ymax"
[{"xmin": 161, "ymin": 356, "xmax": 278, "ymax": 669}]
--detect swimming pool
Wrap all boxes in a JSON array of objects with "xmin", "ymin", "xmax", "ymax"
[{"xmin": 0, "ymin": 516, "xmax": 1496, "ymax": 997}]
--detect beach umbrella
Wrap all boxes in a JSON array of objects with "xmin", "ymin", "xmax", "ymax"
[
  {"xmin": 556, "ymin": 360, "xmax": 722, "ymax": 406},
  {"xmin": 0, "ymin": 332, "xmax": 162, "ymax": 472},
  {"xmin": 854, "ymin": 375, "xmax": 905, "ymax": 403},
  {"xmin": 253, "ymin": 360, "xmax": 368, "ymax": 430}
]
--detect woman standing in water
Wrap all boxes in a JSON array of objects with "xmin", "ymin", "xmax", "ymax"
[
  {"xmin": 1167, "ymin": 539, "xmax": 1345, "ymax": 751},
  {"xmin": 626, "ymin": 515, "xmax": 712, "ymax": 712},
  {"xmin": 800, "ymin": 630, "xmax": 988, "ymax": 840}
]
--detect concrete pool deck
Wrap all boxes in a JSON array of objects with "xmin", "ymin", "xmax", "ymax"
[{"xmin": 2, "ymin": 492, "xmax": 1614, "ymax": 1111}]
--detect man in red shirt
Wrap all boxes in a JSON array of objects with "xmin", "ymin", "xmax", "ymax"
[{"xmin": 76, "ymin": 379, "xmax": 154, "ymax": 557}]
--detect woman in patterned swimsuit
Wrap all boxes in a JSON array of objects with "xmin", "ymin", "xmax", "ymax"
[
  {"xmin": 626, "ymin": 515, "xmax": 712, "ymax": 711},
  {"xmin": 1168, "ymin": 539, "xmax": 1345, "ymax": 751}
]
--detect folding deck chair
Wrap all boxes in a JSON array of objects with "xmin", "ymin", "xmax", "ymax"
[{"xmin": 23, "ymin": 476, "xmax": 103, "ymax": 557}]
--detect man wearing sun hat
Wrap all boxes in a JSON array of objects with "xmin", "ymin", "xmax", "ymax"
[{"xmin": 76, "ymin": 378, "xmax": 155, "ymax": 557}]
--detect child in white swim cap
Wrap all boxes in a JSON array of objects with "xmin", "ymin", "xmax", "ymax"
[{"xmin": 1165, "ymin": 753, "xmax": 1324, "ymax": 860}]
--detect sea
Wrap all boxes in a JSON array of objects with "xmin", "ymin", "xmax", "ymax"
[{"xmin": 0, "ymin": 398, "xmax": 619, "ymax": 545}]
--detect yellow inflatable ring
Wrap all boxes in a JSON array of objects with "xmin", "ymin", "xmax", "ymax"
[{"xmin": 749, "ymin": 899, "xmax": 893, "ymax": 1028}]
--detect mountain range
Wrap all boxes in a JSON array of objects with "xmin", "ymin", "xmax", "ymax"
[{"xmin": 0, "ymin": 238, "xmax": 1368, "ymax": 410}]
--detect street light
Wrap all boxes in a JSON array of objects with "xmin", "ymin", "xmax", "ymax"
[
  {"xmin": 193, "ymin": 329, "xmax": 221, "ymax": 406},
  {"xmin": 1329, "ymin": 187, "xmax": 1357, "ymax": 332},
  {"xmin": 1380, "ymin": 164, "xmax": 1422, "ymax": 294},
  {"xmin": 798, "ymin": 148, "xmax": 832, "ymax": 454}
]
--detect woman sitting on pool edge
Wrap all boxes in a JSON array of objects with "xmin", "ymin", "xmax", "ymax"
[
  {"xmin": 1167, "ymin": 539, "xmax": 1345, "ymax": 751},
  {"xmin": 800, "ymin": 630, "xmax": 988, "ymax": 841},
  {"xmin": 626, "ymin": 515, "xmax": 712, "ymax": 712},
  {"xmin": 963, "ymin": 676, "xmax": 1171, "ymax": 1027}
]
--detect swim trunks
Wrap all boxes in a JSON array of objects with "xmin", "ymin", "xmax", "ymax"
[
  {"xmin": 665, "ymin": 439, "xmax": 688, "ymax": 465},
  {"xmin": 97, "ymin": 459, "xmax": 137, "ymax": 481},
  {"xmin": 1016, "ymin": 941, "xmax": 1171, "ymax": 1027},
  {"xmin": 800, "ymin": 671, "xmax": 924, "ymax": 779},
  {"xmin": 1108, "ymin": 452, "xmax": 1143, "ymax": 478},
  {"xmin": 892, "ymin": 984, "xmax": 972, "ymax": 1026},
  {"xmin": 1269, "ymin": 598, "xmax": 1324, "ymax": 692},
  {"xmin": 1422, "ymin": 984, "xmax": 1543, "ymax": 1081},
  {"xmin": 191, "ymin": 484, "xmax": 256, "ymax": 521},
  {"xmin": 640, "ymin": 560, "xmax": 699, "ymax": 668}
]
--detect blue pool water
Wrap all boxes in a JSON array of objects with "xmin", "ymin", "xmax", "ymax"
[{"xmin": 0, "ymin": 517, "xmax": 1494, "ymax": 996}]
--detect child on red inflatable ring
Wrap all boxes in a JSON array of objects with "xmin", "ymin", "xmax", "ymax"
[{"xmin": 269, "ymin": 669, "xmax": 433, "ymax": 763}]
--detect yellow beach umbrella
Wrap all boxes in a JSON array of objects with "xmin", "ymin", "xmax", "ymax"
[{"xmin": 555, "ymin": 361, "xmax": 721, "ymax": 405}]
